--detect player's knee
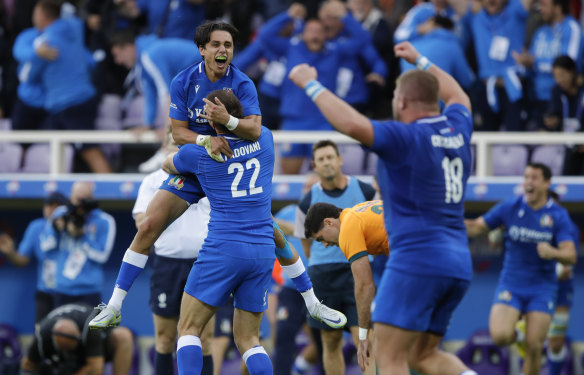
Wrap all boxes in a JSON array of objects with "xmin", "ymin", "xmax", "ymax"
[
  {"xmin": 155, "ymin": 330, "xmax": 176, "ymax": 354},
  {"xmin": 489, "ymin": 326, "xmax": 515, "ymax": 346},
  {"xmin": 320, "ymin": 330, "xmax": 342, "ymax": 351},
  {"xmin": 111, "ymin": 327, "xmax": 134, "ymax": 352},
  {"xmin": 525, "ymin": 338, "xmax": 544, "ymax": 357}
]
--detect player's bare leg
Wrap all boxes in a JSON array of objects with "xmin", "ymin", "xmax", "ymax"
[
  {"xmin": 321, "ymin": 329, "xmax": 345, "ymax": 375},
  {"xmin": 109, "ymin": 326, "xmax": 134, "ymax": 375},
  {"xmin": 233, "ymin": 308, "xmax": 273, "ymax": 375},
  {"xmin": 489, "ymin": 303, "xmax": 522, "ymax": 346},
  {"xmin": 523, "ymin": 311, "xmax": 552, "ymax": 375},
  {"xmin": 130, "ymin": 190, "xmax": 189, "ymax": 255},
  {"xmin": 408, "ymin": 332, "xmax": 471, "ymax": 374},
  {"xmin": 373, "ymin": 323, "xmax": 417, "ymax": 375}
]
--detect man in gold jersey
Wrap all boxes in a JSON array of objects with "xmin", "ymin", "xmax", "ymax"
[{"xmin": 304, "ymin": 200, "xmax": 389, "ymax": 372}]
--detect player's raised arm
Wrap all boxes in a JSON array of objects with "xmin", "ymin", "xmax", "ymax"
[
  {"xmin": 394, "ymin": 41, "xmax": 471, "ymax": 111},
  {"xmin": 288, "ymin": 64, "xmax": 375, "ymax": 147}
]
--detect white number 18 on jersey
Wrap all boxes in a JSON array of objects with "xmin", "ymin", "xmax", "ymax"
[{"xmin": 442, "ymin": 156, "xmax": 463, "ymax": 204}]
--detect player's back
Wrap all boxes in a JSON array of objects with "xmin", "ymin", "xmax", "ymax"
[
  {"xmin": 373, "ymin": 104, "xmax": 473, "ymax": 280},
  {"xmin": 197, "ymin": 126, "xmax": 274, "ymax": 245}
]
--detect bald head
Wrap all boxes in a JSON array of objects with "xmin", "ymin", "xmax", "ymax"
[
  {"xmin": 70, "ymin": 182, "xmax": 94, "ymax": 205},
  {"xmin": 52, "ymin": 318, "xmax": 81, "ymax": 353}
]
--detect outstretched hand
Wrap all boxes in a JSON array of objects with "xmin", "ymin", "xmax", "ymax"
[
  {"xmin": 394, "ymin": 41, "xmax": 420, "ymax": 65},
  {"xmin": 288, "ymin": 64, "xmax": 318, "ymax": 89}
]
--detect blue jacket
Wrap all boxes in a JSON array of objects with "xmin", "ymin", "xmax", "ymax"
[
  {"xmin": 234, "ymin": 38, "xmax": 287, "ymax": 99},
  {"xmin": 54, "ymin": 208, "xmax": 116, "ymax": 296},
  {"xmin": 38, "ymin": 17, "xmax": 96, "ymax": 112},
  {"xmin": 138, "ymin": 0, "xmax": 205, "ymax": 40},
  {"xmin": 13, "ymin": 28, "xmax": 45, "ymax": 108},
  {"xmin": 259, "ymin": 12, "xmax": 367, "ymax": 129},
  {"xmin": 329, "ymin": 15, "xmax": 387, "ymax": 105},
  {"xmin": 401, "ymin": 29, "xmax": 474, "ymax": 89},
  {"xmin": 136, "ymin": 35, "xmax": 202, "ymax": 126},
  {"xmin": 529, "ymin": 16, "xmax": 584, "ymax": 101}
]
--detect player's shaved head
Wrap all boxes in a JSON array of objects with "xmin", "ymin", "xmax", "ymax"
[
  {"xmin": 52, "ymin": 319, "xmax": 81, "ymax": 353},
  {"xmin": 70, "ymin": 182, "xmax": 94, "ymax": 205},
  {"xmin": 396, "ymin": 70, "xmax": 440, "ymax": 106}
]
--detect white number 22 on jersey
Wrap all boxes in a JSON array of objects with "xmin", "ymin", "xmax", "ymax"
[
  {"xmin": 228, "ymin": 157, "xmax": 263, "ymax": 198},
  {"xmin": 442, "ymin": 156, "xmax": 463, "ymax": 204}
]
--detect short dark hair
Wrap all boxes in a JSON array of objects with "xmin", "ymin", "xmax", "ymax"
[
  {"xmin": 552, "ymin": 55, "xmax": 577, "ymax": 73},
  {"xmin": 205, "ymin": 90, "xmax": 244, "ymax": 118},
  {"xmin": 304, "ymin": 202, "xmax": 343, "ymax": 239},
  {"xmin": 312, "ymin": 140, "xmax": 339, "ymax": 160},
  {"xmin": 527, "ymin": 162, "xmax": 552, "ymax": 181},
  {"xmin": 36, "ymin": 0, "xmax": 61, "ymax": 21},
  {"xmin": 109, "ymin": 29, "xmax": 137, "ymax": 47},
  {"xmin": 194, "ymin": 22, "xmax": 239, "ymax": 48}
]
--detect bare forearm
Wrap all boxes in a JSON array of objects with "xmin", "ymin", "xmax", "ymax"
[
  {"xmin": 354, "ymin": 278, "xmax": 376, "ymax": 328},
  {"xmin": 556, "ymin": 245, "xmax": 577, "ymax": 265},
  {"xmin": 172, "ymin": 126, "xmax": 198, "ymax": 146},
  {"xmin": 465, "ymin": 218, "xmax": 488, "ymax": 238},
  {"xmin": 7, "ymin": 252, "xmax": 29, "ymax": 267}
]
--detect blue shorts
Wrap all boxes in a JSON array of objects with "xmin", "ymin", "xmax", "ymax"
[
  {"xmin": 149, "ymin": 254, "xmax": 196, "ymax": 317},
  {"xmin": 493, "ymin": 283, "xmax": 556, "ymax": 315},
  {"xmin": 184, "ymin": 239, "xmax": 275, "ymax": 313},
  {"xmin": 159, "ymin": 174, "xmax": 205, "ymax": 205},
  {"xmin": 556, "ymin": 279, "xmax": 574, "ymax": 308},
  {"xmin": 372, "ymin": 269, "xmax": 470, "ymax": 336}
]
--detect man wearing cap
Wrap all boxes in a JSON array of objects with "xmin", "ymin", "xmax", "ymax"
[
  {"xmin": 20, "ymin": 303, "xmax": 134, "ymax": 375},
  {"xmin": 0, "ymin": 191, "xmax": 68, "ymax": 324}
]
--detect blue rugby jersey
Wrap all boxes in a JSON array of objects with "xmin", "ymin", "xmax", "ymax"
[
  {"xmin": 529, "ymin": 16, "xmax": 583, "ymax": 101},
  {"xmin": 483, "ymin": 196, "xmax": 574, "ymax": 289},
  {"xmin": 370, "ymin": 104, "xmax": 473, "ymax": 281},
  {"xmin": 169, "ymin": 61, "xmax": 261, "ymax": 135},
  {"xmin": 172, "ymin": 126, "xmax": 275, "ymax": 250}
]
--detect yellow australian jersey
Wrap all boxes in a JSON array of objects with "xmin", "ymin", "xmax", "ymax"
[{"xmin": 338, "ymin": 200, "xmax": 389, "ymax": 263}]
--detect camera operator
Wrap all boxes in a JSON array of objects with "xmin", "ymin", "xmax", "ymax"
[
  {"xmin": 52, "ymin": 182, "xmax": 117, "ymax": 308},
  {"xmin": 20, "ymin": 303, "xmax": 133, "ymax": 375}
]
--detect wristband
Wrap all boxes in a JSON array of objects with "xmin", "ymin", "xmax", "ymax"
[
  {"xmin": 359, "ymin": 327, "xmax": 368, "ymax": 340},
  {"xmin": 196, "ymin": 134, "xmax": 209, "ymax": 146},
  {"xmin": 304, "ymin": 80, "xmax": 325, "ymax": 101},
  {"xmin": 226, "ymin": 115, "xmax": 239, "ymax": 131},
  {"xmin": 415, "ymin": 55, "xmax": 433, "ymax": 71}
]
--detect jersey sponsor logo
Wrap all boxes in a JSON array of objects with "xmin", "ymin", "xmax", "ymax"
[
  {"xmin": 540, "ymin": 214, "xmax": 553, "ymax": 228},
  {"xmin": 508, "ymin": 225, "xmax": 553, "ymax": 243},
  {"xmin": 498, "ymin": 290, "xmax": 512, "ymax": 302},
  {"xmin": 431, "ymin": 133, "xmax": 464, "ymax": 149},
  {"xmin": 233, "ymin": 141, "xmax": 261, "ymax": 158},
  {"xmin": 195, "ymin": 84, "xmax": 200, "ymax": 94},
  {"xmin": 223, "ymin": 87, "xmax": 233, "ymax": 93},
  {"xmin": 168, "ymin": 176, "xmax": 185, "ymax": 190}
]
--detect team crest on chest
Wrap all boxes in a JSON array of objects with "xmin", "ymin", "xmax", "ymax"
[
  {"xmin": 540, "ymin": 214, "xmax": 553, "ymax": 228},
  {"xmin": 168, "ymin": 176, "xmax": 185, "ymax": 190}
]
